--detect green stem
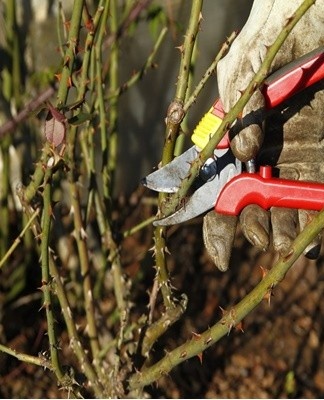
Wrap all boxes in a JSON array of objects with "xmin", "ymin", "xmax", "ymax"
[
  {"xmin": 129, "ymin": 204, "xmax": 324, "ymax": 391},
  {"xmin": 183, "ymin": 30, "xmax": 237, "ymax": 114},
  {"xmin": 49, "ymin": 258, "xmax": 104, "ymax": 398},
  {"xmin": 107, "ymin": 26, "xmax": 168, "ymax": 99},
  {"xmin": 0, "ymin": 137, "xmax": 10, "ymax": 257},
  {"xmin": 107, "ymin": 0, "xmax": 119, "ymax": 203},
  {"xmin": 154, "ymin": 0, "xmax": 203, "ymax": 310},
  {"xmin": 123, "ymin": 216, "xmax": 156, "ymax": 238},
  {"xmin": 0, "ymin": 208, "xmax": 40, "ymax": 270},
  {"xmin": 23, "ymin": 0, "xmax": 85, "ymax": 204},
  {"xmin": 56, "ymin": 0, "xmax": 85, "ymax": 105},
  {"xmin": 41, "ymin": 170, "xmax": 64, "ymax": 382},
  {"xmin": 62, "ymin": 1, "xmax": 104, "ymax": 366},
  {"xmin": 0, "ymin": 343, "xmax": 52, "ymax": 370},
  {"xmin": 4, "ymin": 0, "xmax": 22, "ymax": 106},
  {"xmin": 162, "ymin": 0, "xmax": 203, "ymax": 165},
  {"xmin": 68, "ymin": 173, "xmax": 101, "ymax": 359}
]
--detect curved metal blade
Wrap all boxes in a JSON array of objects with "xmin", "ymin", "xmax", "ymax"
[
  {"xmin": 141, "ymin": 146, "xmax": 200, "ymax": 193},
  {"xmin": 154, "ymin": 153, "xmax": 241, "ymax": 226}
]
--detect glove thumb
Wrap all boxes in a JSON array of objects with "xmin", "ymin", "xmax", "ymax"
[{"xmin": 203, "ymin": 211, "xmax": 237, "ymax": 271}]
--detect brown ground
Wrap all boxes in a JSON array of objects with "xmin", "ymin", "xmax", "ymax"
[{"xmin": 1, "ymin": 187, "xmax": 324, "ymax": 398}]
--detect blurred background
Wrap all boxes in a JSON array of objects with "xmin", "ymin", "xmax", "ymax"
[{"xmin": 1, "ymin": 1, "xmax": 324, "ymax": 398}]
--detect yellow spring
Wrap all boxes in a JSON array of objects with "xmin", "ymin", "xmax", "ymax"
[{"xmin": 191, "ymin": 109, "xmax": 223, "ymax": 149}]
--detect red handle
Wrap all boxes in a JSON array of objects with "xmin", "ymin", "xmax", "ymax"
[
  {"xmin": 263, "ymin": 46, "xmax": 324, "ymax": 108},
  {"xmin": 214, "ymin": 46, "xmax": 324, "ymax": 149},
  {"xmin": 215, "ymin": 166, "xmax": 324, "ymax": 216}
]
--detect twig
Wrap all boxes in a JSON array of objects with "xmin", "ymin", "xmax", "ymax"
[
  {"xmin": 0, "ymin": 207, "xmax": 40, "ymax": 270},
  {"xmin": 108, "ymin": 26, "xmax": 168, "ymax": 99},
  {"xmin": 0, "ymin": 343, "xmax": 52, "ymax": 370},
  {"xmin": 141, "ymin": 294, "xmax": 188, "ymax": 357},
  {"xmin": 123, "ymin": 216, "xmax": 156, "ymax": 238},
  {"xmin": 183, "ymin": 30, "xmax": 238, "ymax": 113},
  {"xmin": 103, "ymin": 0, "xmax": 153, "ymax": 50},
  {"xmin": 0, "ymin": 86, "xmax": 55, "ymax": 138}
]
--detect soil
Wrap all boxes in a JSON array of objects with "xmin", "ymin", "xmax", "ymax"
[{"xmin": 1, "ymin": 187, "xmax": 324, "ymax": 399}]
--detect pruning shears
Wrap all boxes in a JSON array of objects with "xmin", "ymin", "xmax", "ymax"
[{"xmin": 142, "ymin": 46, "xmax": 324, "ymax": 226}]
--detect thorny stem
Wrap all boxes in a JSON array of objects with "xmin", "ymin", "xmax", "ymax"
[
  {"xmin": 68, "ymin": 173, "xmax": 101, "ymax": 358},
  {"xmin": 162, "ymin": 0, "xmax": 203, "ymax": 165},
  {"xmin": 103, "ymin": 0, "xmax": 153, "ymax": 51},
  {"xmin": 107, "ymin": 0, "xmax": 119, "ymax": 205},
  {"xmin": 183, "ymin": 30, "xmax": 238, "ymax": 114},
  {"xmin": 23, "ymin": 0, "xmax": 85, "ymax": 203},
  {"xmin": 64, "ymin": 2, "xmax": 107, "ymax": 369},
  {"xmin": 78, "ymin": 4, "xmax": 105, "ymax": 101},
  {"xmin": 56, "ymin": 0, "xmax": 84, "ymax": 105},
  {"xmin": 106, "ymin": 1, "xmax": 132, "ymax": 378},
  {"xmin": 107, "ymin": 26, "xmax": 168, "ymax": 99},
  {"xmin": 49, "ymin": 259, "xmax": 105, "ymax": 398},
  {"xmin": 160, "ymin": 0, "xmax": 316, "ymax": 219},
  {"xmin": 0, "ymin": 343, "xmax": 51, "ymax": 370},
  {"xmin": 0, "ymin": 136, "xmax": 10, "ymax": 257},
  {"xmin": 40, "ymin": 170, "xmax": 65, "ymax": 382},
  {"xmin": 129, "ymin": 203, "xmax": 324, "ymax": 391},
  {"xmin": 154, "ymin": 0, "xmax": 203, "ymax": 311}
]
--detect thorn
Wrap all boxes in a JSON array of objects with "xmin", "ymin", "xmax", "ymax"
[
  {"xmin": 197, "ymin": 352, "xmax": 203, "ymax": 364},
  {"xmin": 175, "ymin": 44, "xmax": 185, "ymax": 55},
  {"xmin": 164, "ymin": 246, "xmax": 171, "ymax": 255},
  {"xmin": 220, "ymin": 306, "xmax": 237, "ymax": 335},
  {"xmin": 54, "ymin": 73, "xmax": 62, "ymax": 82},
  {"xmin": 283, "ymin": 248, "xmax": 294, "ymax": 261},
  {"xmin": 64, "ymin": 20, "xmax": 71, "ymax": 31},
  {"xmin": 80, "ymin": 227, "xmax": 87, "ymax": 240},
  {"xmin": 235, "ymin": 320, "xmax": 244, "ymax": 333},
  {"xmin": 67, "ymin": 76, "xmax": 73, "ymax": 88},
  {"xmin": 180, "ymin": 351, "xmax": 187, "ymax": 359},
  {"xmin": 204, "ymin": 336, "xmax": 212, "ymax": 346},
  {"xmin": 285, "ymin": 15, "xmax": 294, "ymax": 26},
  {"xmin": 63, "ymin": 55, "xmax": 70, "ymax": 67},
  {"xmin": 84, "ymin": 17, "xmax": 94, "ymax": 33},
  {"xmin": 191, "ymin": 331, "xmax": 201, "ymax": 341},
  {"xmin": 219, "ymin": 306, "xmax": 226, "ymax": 316},
  {"xmin": 259, "ymin": 265, "xmax": 269, "ymax": 279},
  {"xmin": 264, "ymin": 285, "xmax": 274, "ymax": 306}
]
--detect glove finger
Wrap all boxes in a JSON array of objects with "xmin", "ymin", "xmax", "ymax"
[
  {"xmin": 203, "ymin": 211, "xmax": 237, "ymax": 272},
  {"xmin": 271, "ymin": 207, "xmax": 298, "ymax": 256},
  {"xmin": 299, "ymin": 209, "xmax": 322, "ymax": 259},
  {"xmin": 230, "ymin": 90, "xmax": 265, "ymax": 162},
  {"xmin": 239, "ymin": 204, "xmax": 270, "ymax": 251}
]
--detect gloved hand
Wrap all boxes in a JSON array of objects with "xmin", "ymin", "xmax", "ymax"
[{"xmin": 203, "ymin": 0, "xmax": 324, "ymax": 271}]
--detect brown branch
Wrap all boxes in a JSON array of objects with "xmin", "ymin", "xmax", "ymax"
[{"xmin": 0, "ymin": 86, "xmax": 55, "ymax": 137}]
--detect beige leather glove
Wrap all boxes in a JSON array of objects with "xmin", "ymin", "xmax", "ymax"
[{"xmin": 203, "ymin": 0, "xmax": 324, "ymax": 271}]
